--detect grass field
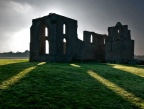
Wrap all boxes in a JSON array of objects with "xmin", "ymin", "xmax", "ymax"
[{"xmin": 0, "ymin": 59, "xmax": 144, "ymax": 109}]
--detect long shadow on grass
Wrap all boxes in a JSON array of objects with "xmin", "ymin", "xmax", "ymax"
[
  {"xmin": 0, "ymin": 61, "xmax": 38, "ymax": 83},
  {"xmin": 79, "ymin": 63, "xmax": 144, "ymax": 100},
  {"xmin": 0, "ymin": 63, "xmax": 140, "ymax": 109}
]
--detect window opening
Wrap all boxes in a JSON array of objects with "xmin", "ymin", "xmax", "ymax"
[
  {"xmin": 45, "ymin": 27, "xmax": 48, "ymax": 36},
  {"xmin": 45, "ymin": 40, "xmax": 49, "ymax": 54},
  {"xmin": 63, "ymin": 38, "xmax": 66, "ymax": 55},
  {"xmin": 63, "ymin": 24, "xmax": 66, "ymax": 34},
  {"xmin": 118, "ymin": 30, "xmax": 120, "ymax": 33},
  {"xmin": 117, "ymin": 30, "xmax": 120, "ymax": 40},
  {"xmin": 90, "ymin": 34, "xmax": 93, "ymax": 43}
]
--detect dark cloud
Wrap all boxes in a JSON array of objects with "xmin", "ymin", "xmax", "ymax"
[{"xmin": 0, "ymin": 0, "xmax": 144, "ymax": 54}]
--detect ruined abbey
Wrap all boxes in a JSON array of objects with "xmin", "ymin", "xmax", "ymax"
[{"xmin": 30, "ymin": 13, "xmax": 134, "ymax": 62}]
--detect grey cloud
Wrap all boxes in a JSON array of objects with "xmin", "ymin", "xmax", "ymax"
[
  {"xmin": 0, "ymin": 0, "xmax": 144, "ymax": 54},
  {"xmin": 0, "ymin": 0, "xmax": 33, "ymax": 33}
]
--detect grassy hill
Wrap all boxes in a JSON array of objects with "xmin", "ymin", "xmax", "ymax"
[{"xmin": 0, "ymin": 59, "xmax": 144, "ymax": 109}]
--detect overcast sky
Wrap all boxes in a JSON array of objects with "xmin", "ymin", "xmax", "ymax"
[{"xmin": 0, "ymin": 0, "xmax": 144, "ymax": 55}]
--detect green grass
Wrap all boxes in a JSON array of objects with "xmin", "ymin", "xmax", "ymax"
[{"xmin": 0, "ymin": 59, "xmax": 144, "ymax": 109}]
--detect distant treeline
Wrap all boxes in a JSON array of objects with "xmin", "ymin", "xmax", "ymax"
[
  {"xmin": 0, "ymin": 50, "xmax": 29, "ymax": 58},
  {"xmin": 0, "ymin": 51, "xmax": 143, "ymax": 60}
]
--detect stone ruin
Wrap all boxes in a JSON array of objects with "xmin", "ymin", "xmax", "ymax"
[
  {"xmin": 105, "ymin": 22, "xmax": 134, "ymax": 63},
  {"xmin": 30, "ymin": 13, "xmax": 134, "ymax": 62}
]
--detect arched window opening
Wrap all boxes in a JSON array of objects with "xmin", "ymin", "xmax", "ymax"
[
  {"xmin": 45, "ymin": 27, "xmax": 48, "ymax": 36},
  {"xmin": 45, "ymin": 40, "xmax": 49, "ymax": 54},
  {"xmin": 63, "ymin": 38, "xmax": 66, "ymax": 55},
  {"xmin": 63, "ymin": 24, "xmax": 66, "ymax": 34},
  {"xmin": 90, "ymin": 35, "xmax": 93, "ymax": 43}
]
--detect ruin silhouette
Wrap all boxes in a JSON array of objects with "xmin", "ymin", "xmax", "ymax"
[
  {"xmin": 30, "ymin": 13, "xmax": 134, "ymax": 62},
  {"xmin": 105, "ymin": 22, "xmax": 134, "ymax": 62}
]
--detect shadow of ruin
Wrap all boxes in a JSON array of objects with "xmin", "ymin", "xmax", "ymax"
[{"xmin": 30, "ymin": 13, "xmax": 134, "ymax": 63}]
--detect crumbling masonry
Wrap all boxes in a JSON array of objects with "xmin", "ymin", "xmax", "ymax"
[{"xmin": 30, "ymin": 13, "xmax": 134, "ymax": 62}]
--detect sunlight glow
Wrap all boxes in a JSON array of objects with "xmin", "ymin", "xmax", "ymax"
[
  {"xmin": 0, "ymin": 66, "xmax": 36, "ymax": 90},
  {"xmin": 113, "ymin": 65, "xmax": 144, "ymax": 78},
  {"xmin": 37, "ymin": 62, "xmax": 46, "ymax": 66},
  {"xmin": 87, "ymin": 70, "xmax": 144, "ymax": 109},
  {"xmin": 70, "ymin": 64, "xmax": 81, "ymax": 68},
  {"xmin": 11, "ymin": 28, "xmax": 30, "ymax": 52},
  {"xmin": 41, "ymin": 8, "xmax": 64, "ymax": 17}
]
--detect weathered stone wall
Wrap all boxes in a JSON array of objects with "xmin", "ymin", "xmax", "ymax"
[
  {"xmin": 55, "ymin": 15, "xmax": 78, "ymax": 62},
  {"xmin": 30, "ymin": 13, "xmax": 78, "ymax": 62},
  {"xmin": 30, "ymin": 14, "xmax": 55, "ymax": 62},
  {"xmin": 105, "ymin": 22, "xmax": 134, "ymax": 62},
  {"xmin": 82, "ymin": 31, "xmax": 106, "ymax": 61}
]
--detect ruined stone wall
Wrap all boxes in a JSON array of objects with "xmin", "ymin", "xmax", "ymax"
[
  {"xmin": 72, "ymin": 39, "xmax": 85, "ymax": 61},
  {"xmin": 30, "ymin": 14, "xmax": 134, "ymax": 63},
  {"xmin": 30, "ymin": 14, "xmax": 56, "ymax": 62},
  {"xmin": 30, "ymin": 13, "xmax": 78, "ymax": 62},
  {"xmin": 82, "ymin": 31, "xmax": 106, "ymax": 61},
  {"xmin": 105, "ymin": 22, "xmax": 134, "ymax": 62},
  {"xmin": 54, "ymin": 14, "xmax": 78, "ymax": 62}
]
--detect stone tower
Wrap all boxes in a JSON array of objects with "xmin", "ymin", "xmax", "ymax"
[{"xmin": 105, "ymin": 22, "xmax": 134, "ymax": 62}]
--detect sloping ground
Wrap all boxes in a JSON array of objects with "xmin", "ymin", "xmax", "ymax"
[{"xmin": 0, "ymin": 59, "xmax": 144, "ymax": 109}]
